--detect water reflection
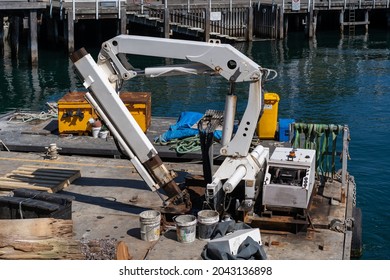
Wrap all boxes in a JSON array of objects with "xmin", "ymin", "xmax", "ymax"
[{"xmin": 0, "ymin": 40, "xmax": 78, "ymax": 113}]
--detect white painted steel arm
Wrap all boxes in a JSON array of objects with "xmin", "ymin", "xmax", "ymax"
[
  {"xmin": 71, "ymin": 35, "xmax": 275, "ymax": 209},
  {"xmin": 71, "ymin": 49, "xmax": 182, "ymax": 200},
  {"xmin": 97, "ymin": 35, "xmax": 263, "ymax": 83},
  {"xmin": 97, "ymin": 35, "xmax": 268, "ymax": 157}
]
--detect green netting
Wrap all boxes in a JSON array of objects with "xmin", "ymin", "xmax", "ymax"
[{"xmin": 292, "ymin": 123, "xmax": 344, "ymax": 177}]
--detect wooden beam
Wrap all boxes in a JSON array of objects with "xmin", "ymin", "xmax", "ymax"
[
  {"xmin": 0, "ymin": 218, "xmax": 84, "ymax": 260},
  {"xmin": 0, "ymin": 3, "xmax": 46, "ymax": 10}
]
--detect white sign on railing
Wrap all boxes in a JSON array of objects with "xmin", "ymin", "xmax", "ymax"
[
  {"xmin": 210, "ymin": 11, "xmax": 221, "ymax": 21},
  {"xmin": 292, "ymin": 0, "xmax": 300, "ymax": 11}
]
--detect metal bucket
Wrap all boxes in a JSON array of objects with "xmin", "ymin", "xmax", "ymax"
[
  {"xmin": 197, "ymin": 210, "xmax": 219, "ymax": 240},
  {"xmin": 139, "ymin": 210, "xmax": 161, "ymax": 242},
  {"xmin": 174, "ymin": 214, "xmax": 197, "ymax": 243}
]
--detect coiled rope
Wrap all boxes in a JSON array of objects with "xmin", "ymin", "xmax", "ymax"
[{"xmin": 154, "ymin": 135, "xmax": 203, "ymax": 154}]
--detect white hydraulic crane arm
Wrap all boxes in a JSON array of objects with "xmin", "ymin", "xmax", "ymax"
[
  {"xmin": 96, "ymin": 35, "xmax": 272, "ymax": 156},
  {"xmin": 71, "ymin": 49, "xmax": 187, "ymax": 209},
  {"xmin": 70, "ymin": 35, "xmax": 276, "ymax": 212},
  {"xmin": 97, "ymin": 35, "xmax": 262, "ymax": 83}
]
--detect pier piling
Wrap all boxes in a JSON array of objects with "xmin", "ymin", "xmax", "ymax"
[
  {"xmin": 205, "ymin": 7, "xmax": 211, "ymax": 42},
  {"xmin": 10, "ymin": 16, "xmax": 20, "ymax": 59},
  {"xmin": 247, "ymin": 5, "xmax": 254, "ymax": 41},
  {"xmin": 67, "ymin": 11, "xmax": 74, "ymax": 53},
  {"xmin": 29, "ymin": 10, "xmax": 38, "ymax": 65},
  {"xmin": 164, "ymin": 7, "xmax": 170, "ymax": 39},
  {"xmin": 0, "ymin": 16, "xmax": 4, "ymax": 54}
]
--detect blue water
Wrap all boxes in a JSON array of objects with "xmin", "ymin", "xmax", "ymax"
[{"xmin": 1, "ymin": 30, "xmax": 390, "ymax": 260}]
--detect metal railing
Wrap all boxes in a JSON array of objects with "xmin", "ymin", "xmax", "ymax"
[
  {"xmin": 128, "ymin": 2, "xmax": 250, "ymax": 39},
  {"xmin": 279, "ymin": 0, "xmax": 390, "ymax": 11},
  {"xmin": 49, "ymin": 0, "xmax": 125, "ymax": 20}
]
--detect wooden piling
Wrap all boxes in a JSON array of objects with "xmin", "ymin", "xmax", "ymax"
[
  {"xmin": 0, "ymin": 15, "xmax": 4, "ymax": 54},
  {"xmin": 10, "ymin": 16, "xmax": 20, "ymax": 59},
  {"xmin": 387, "ymin": 11, "xmax": 390, "ymax": 28},
  {"xmin": 340, "ymin": 10, "xmax": 344, "ymax": 34},
  {"xmin": 67, "ymin": 11, "xmax": 74, "ymax": 53},
  {"xmin": 54, "ymin": 19, "xmax": 59, "ymax": 45},
  {"xmin": 247, "ymin": 6, "xmax": 253, "ymax": 41},
  {"xmin": 204, "ymin": 7, "xmax": 210, "ymax": 42},
  {"xmin": 278, "ymin": 6, "xmax": 284, "ymax": 40},
  {"xmin": 29, "ymin": 10, "xmax": 38, "ymax": 65},
  {"xmin": 365, "ymin": 10, "xmax": 369, "ymax": 33},
  {"xmin": 164, "ymin": 8, "xmax": 170, "ymax": 38},
  {"xmin": 308, "ymin": 3, "xmax": 314, "ymax": 38},
  {"xmin": 120, "ymin": 7, "xmax": 127, "ymax": 34},
  {"xmin": 284, "ymin": 14, "xmax": 289, "ymax": 38}
]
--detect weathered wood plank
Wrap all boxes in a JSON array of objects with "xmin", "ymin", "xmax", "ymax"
[
  {"xmin": 0, "ymin": 2, "xmax": 46, "ymax": 10},
  {"xmin": 0, "ymin": 218, "xmax": 73, "ymax": 238},
  {"xmin": 0, "ymin": 181, "xmax": 52, "ymax": 192},
  {"xmin": 0, "ymin": 218, "xmax": 84, "ymax": 260},
  {"xmin": 1, "ymin": 176, "xmax": 68, "ymax": 185}
]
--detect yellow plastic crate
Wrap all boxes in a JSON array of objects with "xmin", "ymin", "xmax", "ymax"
[
  {"xmin": 58, "ymin": 91, "xmax": 151, "ymax": 135},
  {"xmin": 257, "ymin": 92, "xmax": 280, "ymax": 139}
]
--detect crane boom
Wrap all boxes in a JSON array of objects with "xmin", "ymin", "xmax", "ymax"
[{"xmin": 70, "ymin": 35, "xmax": 275, "ymax": 213}]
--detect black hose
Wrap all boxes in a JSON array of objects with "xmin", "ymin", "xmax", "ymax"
[{"xmin": 199, "ymin": 129, "xmax": 214, "ymax": 184}]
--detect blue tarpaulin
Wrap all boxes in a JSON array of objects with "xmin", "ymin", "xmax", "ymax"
[{"xmin": 156, "ymin": 111, "xmax": 222, "ymax": 142}]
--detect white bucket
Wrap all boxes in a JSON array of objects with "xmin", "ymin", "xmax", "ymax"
[
  {"xmin": 98, "ymin": 130, "xmax": 109, "ymax": 139},
  {"xmin": 139, "ymin": 210, "xmax": 161, "ymax": 242},
  {"xmin": 174, "ymin": 214, "xmax": 197, "ymax": 243},
  {"xmin": 197, "ymin": 210, "xmax": 219, "ymax": 240},
  {"xmin": 92, "ymin": 127, "xmax": 101, "ymax": 138}
]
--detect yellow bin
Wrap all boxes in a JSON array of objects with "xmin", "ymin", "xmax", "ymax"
[
  {"xmin": 257, "ymin": 92, "xmax": 280, "ymax": 139},
  {"xmin": 58, "ymin": 91, "xmax": 151, "ymax": 135}
]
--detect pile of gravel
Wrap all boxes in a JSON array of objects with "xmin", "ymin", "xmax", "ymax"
[{"xmin": 80, "ymin": 238, "xmax": 118, "ymax": 260}]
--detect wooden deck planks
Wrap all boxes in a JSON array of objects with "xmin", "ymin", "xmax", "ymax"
[{"xmin": 0, "ymin": 165, "xmax": 81, "ymax": 193}]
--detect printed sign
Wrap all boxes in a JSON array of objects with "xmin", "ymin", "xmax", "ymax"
[
  {"xmin": 292, "ymin": 0, "xmax": 300, "ymax": 11},
  {"xmin": 210, "ymin": 12, "xmax": 222, "ymax": 21}
]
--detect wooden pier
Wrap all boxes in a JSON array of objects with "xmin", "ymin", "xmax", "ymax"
[
  {"xmin": 0, "ymin": 0, "xmax": 46, "ymax": 64},
  {"xmin": 124, "ymin": 0, "xmax": 390, "ymax": 41},
  {"xmin": 47, "ymin": 0, "xmax": 127, "ymax": 53},
  {"xmin": 1, "ymin": 0, "xmax": 390, "ymax": 63}
]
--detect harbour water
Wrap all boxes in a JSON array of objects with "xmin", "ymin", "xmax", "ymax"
[{"xmin": 1, "ymin": 30, "xmax": 390, "ymax": 260}]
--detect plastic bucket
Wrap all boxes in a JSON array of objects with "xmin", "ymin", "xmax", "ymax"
[
  {"xmin": 174, "ymin": 215, "xmax": 197, "ymax": 243},
  {"xmin": 92, "ymin": 127, "xmax": 101, "ymax": 138},
  {"xmin": 98, "ymin": 130, "xmax": 109, "ymax": 139},
  {"xmin": 139, "ymin": 210, "xmax": 161, "ymax": 242},
  {"xmin": 197, "ymin": 210, "xmax": 219, "ymax": 240}
]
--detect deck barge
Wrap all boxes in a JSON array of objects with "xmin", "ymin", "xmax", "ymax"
[{"xmin": 0, "ymin": 113, "xmax": 359, "ymax": 260}]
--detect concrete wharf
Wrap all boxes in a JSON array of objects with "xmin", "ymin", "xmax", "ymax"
[{"xmin": 1, "ymin": 1, "xmax": 390, "ymax": 63}]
